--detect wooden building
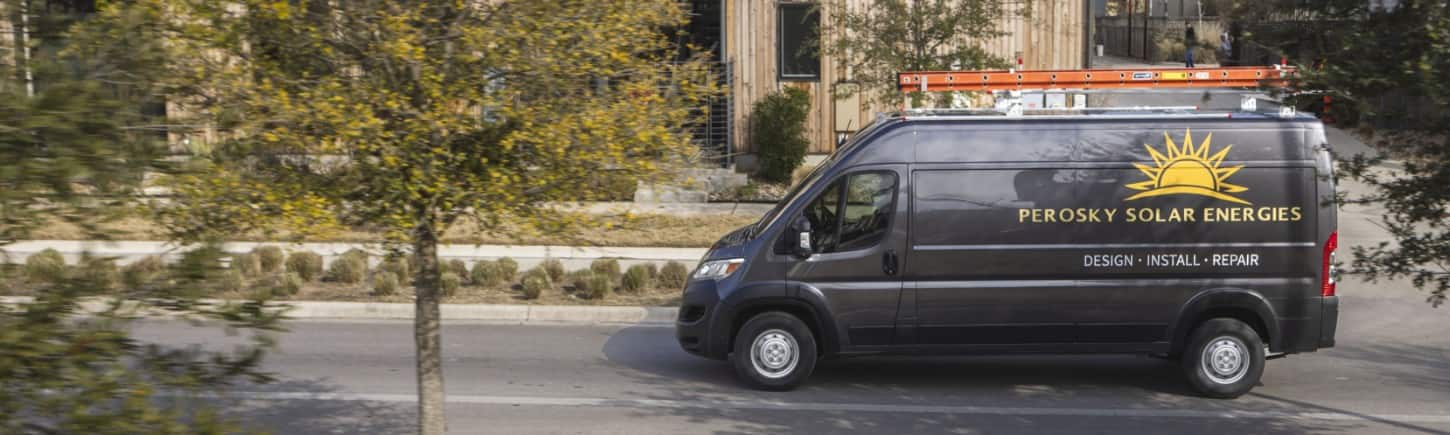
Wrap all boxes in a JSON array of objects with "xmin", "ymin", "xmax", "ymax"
[{"xmin": 689, "ymin": 0, "xmax": 1089, "ymax": 162}]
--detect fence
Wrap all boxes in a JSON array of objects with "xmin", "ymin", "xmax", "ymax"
[{"xmin": 1095, "ymin": 16, "xmax": 1224, "ymax": 63}]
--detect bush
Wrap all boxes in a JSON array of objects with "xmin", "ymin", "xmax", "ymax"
[
  {"xmin": 520, "ymin": 267, "xmax": 552, "ymax": 300},
  {"xmin": 570, "ymin": 271, "xmax": 613, "ymax": 300},
  {"xmin": 328, "ymin": 251, "xmax": 369, "ymax": 284},
  {"xmin": 641, "ymin": 263, "xmax": 659, "ymax": 279},
  {"xmin": 471, "ymin": 261, "xmax": 506, "ymax": 288},
  {"xmin": 440, "ymin": 272, "xmax": 462, "ymax": 297},
  {"xmin": 279, "ymin": 272, "xmax": 304, "ymax": 296},
  {"xmin": 590, "ymin": 258, "xmax": 621, "ymax": 280},
  {"xmin": 541, "ymin": 258, "xmax": 565, "ymax": 283},
  {"xmin": 78, "ymin": 255, "xmax": 120, "ymax": 291},
  {"xmin": 751, "ymin": 87, "xmax": 811, "ymax": 183},
  {"xmin": 496, "ymin": 257, "xmax": 519, "ymax": 281},
  {"xmin": 122, "ymin": 256, "xmax": 167, "ymax": 289},
  {"xmin": 373, "ymin": 271, "xmax": 400, "ymax": 296},
  {"xmin": 254, "ymin": 246, "xmax": 285, "ymax": 273},
  {"xmin": 445, "ymin": 259, "xmax": 469, "ymax": 280},
  {"xmin": 286, "ymin": 251, "xmax": 324, "ymax": 282},
  {"xmin": 379, "ymin": 255, "xmax": 411, "ymax": 284},
  {"xmin": 25, "ymin": 249, "xmax": 68, "ymax": 283},
  {"xmin": 219, "ymin": 268, "xmax": 245, "ymax": 293},
  {"xmin": 658, "ymin": 261, "xmax": 690, "ymax": 289},
  {"xmin": 620, "ymin": 264, "xmax": 654, "ymax": 293},
  {"xmin": 231, "ymin": 252, "xmax": 261, "ymax": 277}
]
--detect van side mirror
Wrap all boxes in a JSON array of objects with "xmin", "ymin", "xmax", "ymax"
[{"xmin": 790, "ymin": 216, "xmax": 813, "ymax": 258}]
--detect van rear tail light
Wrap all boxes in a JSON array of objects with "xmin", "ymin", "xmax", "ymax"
[{"xmin": 1322, "ymin": 231, "xmax": 1338, "ymax": 297}]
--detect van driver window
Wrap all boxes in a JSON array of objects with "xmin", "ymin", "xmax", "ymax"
[{"xmin": 802, "ymin": 172, "xmax": 896, "ymax": 254}]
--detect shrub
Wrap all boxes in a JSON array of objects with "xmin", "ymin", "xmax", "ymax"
[
  {"xmin": 445, "ymin": 259, "xmax": 469, "ymax": 280},
  {"xmin": 379, "ymin": 255, "xmax": 411, "ymax": 284},
  {"xmin": 373, "ymin": 271, "xmax": 400, "ymax": 296},
  {"xmin": 658, "ymin": 261, "xmax": 690, "ymax": 289},
  {"xmin": 78, "ymin": 255, "xmax": 120, "ymax": 291},
  {"xmin": 541, "ymin": 258, "xmax": 565, "ymax": 283},
  {"xmin": 496, "ymin": 257, "xmax": 519, "ymax": 281},
  {"xmin": 328, "ymin": 252, "xmax": 369, "ymax": 284},
  {"xmin": 520, "ymin": 267, "xmax": 552, "ymax": 300},
  {"xmin": 279, "ymin": 272, "xmax": 304, "ymax": 296},
  {"xmin": 286, "ymin": 251, "xmax": 324, "ymax": 282},
  {"xmin": 231, "ymin": 252, "xmax": 261, "ymax": 277},
  {"xmin": 471, "ymin": 261, "xmax": 506, "ymax": 288},
  {"xmin": 620, "ymin": 264, "xmax": 654, "ymax": 293},
  {"xmin": 570, "ymin": 271, "xmax": 613, "ymax": 300},
  {"xmin": 590, "ymin": 258, "xmax": 621, "ymax": 281},
  {"xmin": 219, "ymin": 268, "xmax": 245, "ymax": 293},
  {"xmin": 122, "ymin": 256, "xmax": 167, "ymax": 289},
  {"xmin": 751, "ymin": 87, "xmax": 811, "ymax": 183},
  {"xmin": 254, "ymin": 246, "xmax": 285, "ymax": 273},
  {"xmin": 642, "ymin": 263, "xmax": 659, "ymax": 279},
  {"xmin": 440, "ymin": 272, "xmax": 462, "ymax": 297},
  {"xmin": 25, "ymin": 249, "xmax": 68, "ymax": 283}
]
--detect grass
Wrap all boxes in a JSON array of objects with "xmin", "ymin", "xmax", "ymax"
[{"xmin": 26, "ymin": 213, "xmax": 759, "ymax": 248}]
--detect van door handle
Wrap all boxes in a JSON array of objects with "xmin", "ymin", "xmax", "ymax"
[{"xmin": 882, "ymin": 249, "xmax": 899, "ymax": 276}]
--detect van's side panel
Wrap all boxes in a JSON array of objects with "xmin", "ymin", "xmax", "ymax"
[{"xmin": 905, "ymin": 119, "xmax": 1321, "ymax": 353}]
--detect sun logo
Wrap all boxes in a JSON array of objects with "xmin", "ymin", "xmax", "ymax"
[{"xmin": 1125, "ymin": 129, "xmax": 1250, "ymax": 205}]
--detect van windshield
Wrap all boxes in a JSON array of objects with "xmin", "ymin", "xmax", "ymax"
[{"xmin": 751, "ymin": 116, "xmax": 888, "ymax": 236}]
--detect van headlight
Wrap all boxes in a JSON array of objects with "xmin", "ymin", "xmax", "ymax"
[{"xmin": 693, "ymin": 258, "xmax": 745, "ymax": 280}]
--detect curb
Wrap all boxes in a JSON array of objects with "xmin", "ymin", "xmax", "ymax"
[{"xmin": 0, "ymin": 296, "xmax": 678, "ymax": 326}]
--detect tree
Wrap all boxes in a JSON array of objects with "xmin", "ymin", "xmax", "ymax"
[
  {"xmin": 81, "ymin": 1, "xmax": 717, "ymax": 433},
  {"xmin": 1232, "ymin": 1, "xmax": 1450, "ymax": 305},
  {"xmin": 822, "ymin": 0, "xmax": 1025, "ymax": 106},
  {"xmin": 1, "ymin": 3, "xmax": 282, "ymax": 433}
]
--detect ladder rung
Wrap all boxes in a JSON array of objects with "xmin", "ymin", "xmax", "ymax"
[{"xmin": 897, "ymin": 67, "xmax": 1297, "ymax": 92}]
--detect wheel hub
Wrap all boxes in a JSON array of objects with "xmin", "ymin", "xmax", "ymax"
[
  {"xmin": 1201, "ymin": 337, "xmax": 1249, "ymax": 384},
  {"xmin": 750, "ymin": 329, "xmax": 799, "ymax": 379}
]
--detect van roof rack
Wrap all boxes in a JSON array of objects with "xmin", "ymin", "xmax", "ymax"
[{"xmin": 896, "ymin": 66, "xmax": 1302, "ymax": 118}]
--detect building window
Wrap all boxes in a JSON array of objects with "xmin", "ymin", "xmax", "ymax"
[{"xmin": 778, "ymin": 2, "xmax": 820, "ymax": 80}]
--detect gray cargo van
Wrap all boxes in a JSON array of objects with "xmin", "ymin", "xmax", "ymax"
[{"xmin": 676, "ymin": 109, "xmax": 1340, "ymax": 398}]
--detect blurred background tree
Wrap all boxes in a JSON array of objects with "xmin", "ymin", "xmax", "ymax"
[
  {"xmin": 79, "ymin": 1, "xmax": 717, "ymax": 433},
  {"xmin": 1, "ymin": 1, "xmax": 283, "ymax": 433},
  {"xmin": 1226, "ymin": 0, "xmax": 1449, "ymax": 305}
]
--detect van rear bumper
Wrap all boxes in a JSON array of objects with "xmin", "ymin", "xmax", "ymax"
[{"xmin": 1320, "ymin": 295, "xmax": 1339, "ymax": 348}]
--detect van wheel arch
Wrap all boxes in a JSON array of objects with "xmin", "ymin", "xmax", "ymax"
[
  {"xmin": 728, "ymin": 299, "xmax": 834, "ymax": 358},
  {"xmin": 1171, "ymin": 289, "xmax": 1278, "ymax": 358}
]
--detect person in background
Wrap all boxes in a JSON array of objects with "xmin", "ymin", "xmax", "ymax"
[{"xmin": 1185, "ymin": 21, "xmax": 1197, "ymax": 68}]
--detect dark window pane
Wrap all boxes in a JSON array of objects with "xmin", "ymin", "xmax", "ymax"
[
  {"xmin": 778, "ymin": 3, "xmax": 820, "ymax": 79},
  {"xmin": 837, "ymin": 173, "xmax": 896, "ymax": 251},
  {"xmin": 804, "ymin": 181, "xmax": 842, "ymax": 253}
]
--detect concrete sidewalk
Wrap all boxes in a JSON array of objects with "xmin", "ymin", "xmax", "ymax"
[{"xmin": 0, "ymin": 240, "xmax": 708, "ymax": 270}]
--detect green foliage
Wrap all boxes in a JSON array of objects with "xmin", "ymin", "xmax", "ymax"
[
  {"xmin": 1239, "ymin": 2, "xmax": 1450, "ymax": 305},
  {"xmin": 286, "ymin": 251, "xmax": 324, "ymax": 282},
  {"xmin": 520, "ymin": 268, "xmax": 553, "ymax": 300},
  {"xmin": 78, "ymin": 255, "xmax": 121, "ymax": 292},
  {"xmin": 373, "ymin": 271, "xmax": 401, "ymax": 296},
  {"xmin": 231, "ymin": 251, "xmax": 262, "ymax": 277},
  {"xmin": 122, "ymin": 256, "xmax": 167, "ymax": 290},
  {"xmin": 569, "ymin": 270, "xmax": 612, "ymax": 300},
  {"xmin": 641, "ymin": 263, "xmax": 659, "ymax": 279},
  {"xmin": 446, "ymin": 259, "xmax": 470, "ymax": 281},
  {"xmin": 220, "ymin": 268, "xmax": 245, "ymax": 293},
  {"xmin": 25, "ymin": 249, "xmax": 69, "ymax": 283},
  {"xmin": 823, "ymin": 0, "xmax": 1018, "ymax": 106},
  {"xmin": 380, "ymin": 255, "xmax": 412, "ymax": 285},
  {"xmin": 440, "ymin": 272, "xmax": 462, "ymax": 298},
  {"xmin": 751, "ymin": 88, "xmax": 812, "ymax": 183},
  {"xmin": 471, "ymin": 261, "xmax": 506, "ymax": 288},
  {"xmin": 621, "ymin": 264, "xmax": 655, "ymax": 293},
  {"xmin": 328, "ymin": 253, "xmax": 369, "ymax": 285},
  {"xmin": 254, "ymin": 246, "xmax": 285, "ymax": 273},
  {"xmin": 497, "ymin": 257, "xmax": 520, "ymax": 281},
  {"xmin": 278, "ymin": 272, "xmax": 304, "ymax": 296},
  {"xmin": 541, "ymin": 258, "xmax": 566, "ymax": 283},
  {"xmin": 658, "ymin": 261, "xmax": 691, "ymax": 289},
  {"xmin": 590, "ymin": 258, "xmax": 622, "ymax": 281}
]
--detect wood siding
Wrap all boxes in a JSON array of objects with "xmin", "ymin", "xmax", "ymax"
[{"xmin": 726, "ymin": 0, "xmax": 1086, "ymax": 155}]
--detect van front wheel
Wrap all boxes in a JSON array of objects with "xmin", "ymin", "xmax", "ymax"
[
  {"xmin": 731, "ymin": 312, "xmax": 817, "ymax": 391},
  {"xmin": 1182, "ymin": 318, "xmax": 1266, "ymax": 398}
]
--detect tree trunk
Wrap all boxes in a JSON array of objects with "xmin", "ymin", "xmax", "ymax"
[{"xmin": 413, "ymin": 227, "xmax": 446, "ymax": 435}]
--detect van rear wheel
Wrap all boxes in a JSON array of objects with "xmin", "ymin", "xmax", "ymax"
[
  {"xmin": 1182, "ymin": 318, "xmax": 1265, "ymax": 398},
  {"xmin": 731, "ymin": 311, "xmax": 817, "ymax": 391}
]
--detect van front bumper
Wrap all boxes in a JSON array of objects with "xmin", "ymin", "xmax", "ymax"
[{"xmin": 675, "ymin": 279, "xmax": 730, "ymax": 360}]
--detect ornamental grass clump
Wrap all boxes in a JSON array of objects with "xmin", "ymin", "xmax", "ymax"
[
  {"xmin": 658, "ymin": 261, "xmax": 690, "ymax": 289},
  {"xmin": 373, "ymin": 271, "xmax": 400, "ymax": 296},
  {"xmin": 496, "ymin": 257, "xmax": 519, "ymax": 281},
  {"xmin": 589, "ymin": 258, "xmax": 621, "ymax": 281},
  {"xmin": 620, "ymin": 264, "xmax": 654, "ymax": 293},
  {"xmin": 122, "ymin": 256, "xmax": 167, "ymax": 289},
  {"xmin": 520, "ymin": 267, "xmax": 552, "ymax": 300},
  {"xmin": 440, "ymin": 272, "xmax": 462, "ymax": 298},
  {"xmin": 286, "ymin": 251, "xmax": 324, "ymax": 282},
  {"xmin": 328, "ymin": 250, "xmax": 369, "ymax": 284},
  {"xmin": 25, "ymin": 249, "xmax": 68, "ymax": 283},
  {"xmin": 541, "ymin": 258, "xmax": 565, "ymax": 283},
  {"xmin": 254, "ymin": 246, "xmax": 285, "ymax": 273},
  {"xmin": 470, "ymin": 260, "xmax": 506, "ymax": 288},
  {"xmin": 231, "ymin": 252, "xmax": 262, "ymax": 277}
]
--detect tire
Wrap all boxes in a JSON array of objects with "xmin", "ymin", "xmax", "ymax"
[
  {"xmin": 1181, "ymin": 318, "xmax": 1266, "ymax": 399},
  {"xmin": 731, "ymin": 311, "xmax": 817, "ymax": 391}
]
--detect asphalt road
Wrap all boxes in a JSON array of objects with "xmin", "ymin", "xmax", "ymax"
[{"xmin": 131, "ymin": 127, "xmax": 1450, "ymax": 434}]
